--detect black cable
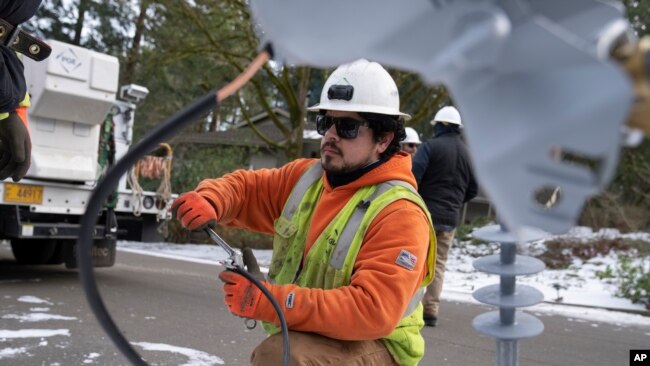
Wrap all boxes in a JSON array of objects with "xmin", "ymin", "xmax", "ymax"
[
  {"xmin": 232, "ymin": 267, "xmax": 290, "ymax": 365},
  {"xmin": 77, "ymin": 88, "xmax": 291, "ymax": 366},
  {"xmin": 77, "ymin": 91, "xmax": 217, "ymax": 365}
]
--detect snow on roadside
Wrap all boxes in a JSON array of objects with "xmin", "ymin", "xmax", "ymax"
[{"xmin": 445, "ymin": 239, "xmax": 648, "ymax": 312}]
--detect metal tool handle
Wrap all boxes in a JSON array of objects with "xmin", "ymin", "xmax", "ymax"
[
  {"xmin": 205, "ymin": 227, "xmax": 237, "ymax": 259},
  {"xmin": 205, "ymin": 227, "xmax": 245, "ymax": 269}
]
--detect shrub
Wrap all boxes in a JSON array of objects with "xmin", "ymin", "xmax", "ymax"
[
  {"xmin": 535, "ymin": 237, "xmax": 632, "ymax": 270},
  {"xmin": 612, "ymin": 256, "xmax": 650, "ymax": 310},
  {"xmin": 456, "ymin": 216, "xmax": 494, "ymax": 243},
  {"xmin": 579, "ymin": 140, "xmax": 650, "ymax": 232}
]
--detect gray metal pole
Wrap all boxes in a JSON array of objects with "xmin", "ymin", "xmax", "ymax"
[{"xmin": 496, "ymin": 340, "xmax": 518, "ymax": 366}]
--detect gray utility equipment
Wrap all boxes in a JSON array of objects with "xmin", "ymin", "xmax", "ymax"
[{"xmin": 248, "ymin": 0, "xmax": 637, "ymax": 237}]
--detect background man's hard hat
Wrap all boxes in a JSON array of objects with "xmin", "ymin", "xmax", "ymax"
[
  {"xmin": 402, "ymin": 127, "xmax": 421, "ymax": 144},
  {"xmin": 431, "ymin": 106, "xmax": 462, "ymax": 127}
]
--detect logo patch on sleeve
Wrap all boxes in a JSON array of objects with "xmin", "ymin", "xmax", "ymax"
[
  {"xmin": 286, "ymin": 291, "xmax": 295, "ymax": 309},
  {"xmin": 395, "ymin": 249, "xmax": 417, "ymax": 271}
]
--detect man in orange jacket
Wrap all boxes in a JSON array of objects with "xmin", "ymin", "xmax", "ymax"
[{"xmin": 173, "ymin": 59, "xmax": 435, "ymax": 365}]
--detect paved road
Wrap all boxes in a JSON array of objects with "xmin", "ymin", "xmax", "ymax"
[{"xmin": 1, "ymin": 245, "xmax": 648, "ymax": 365}]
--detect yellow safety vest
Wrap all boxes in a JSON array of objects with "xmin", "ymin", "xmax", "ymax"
[{"xmin": 263, "ymin": 162, "xmax": 436, "ymax": 366}]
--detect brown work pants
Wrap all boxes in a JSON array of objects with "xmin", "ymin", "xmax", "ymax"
[
  {"xmin": 250, "ymin": 331, "xmax": 397, "ymax": 365},
  {"xmin": 422, "ymin": 229, "xmax": 456, "ymax": 316}
]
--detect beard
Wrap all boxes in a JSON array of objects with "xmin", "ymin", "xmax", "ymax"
[
  {"xmin": 320, "ymin": 141, "xmax": 365, "ymax": 174},
  {"xmin": 320, "ymin": 141, "xmax": 348, "ymax": 173},
  {"xmin": 321, "ymin": 155, "xmax": 352, "ymax": 174}
]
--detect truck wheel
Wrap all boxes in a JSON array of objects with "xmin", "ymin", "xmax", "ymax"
[
  {"xmin": 10, "ymin": 239, "xmax": 59, "ymax": 265},
  {"xmin": 47, "ymin": 241, "xmax": 65, "ymax": 265}
]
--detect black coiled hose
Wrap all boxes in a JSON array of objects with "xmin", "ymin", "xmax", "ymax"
[{"xmin": 77, "ymin": 89, "xmax": 290, "ymax": 365}]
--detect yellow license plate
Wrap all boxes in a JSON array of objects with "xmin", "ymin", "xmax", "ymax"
[{"xmin": 3, "ymin": 183, "xmax": 44, "ymax": 204}]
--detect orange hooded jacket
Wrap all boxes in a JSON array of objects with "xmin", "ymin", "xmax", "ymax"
[{"xmin": 196, "ymin": 152, "xmax": 431, "ymax": 340}]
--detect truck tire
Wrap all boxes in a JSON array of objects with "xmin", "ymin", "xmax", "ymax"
[
  {"xmin": 47, "ymin": 241, "xmax": 65, "ymax": 265},
  {"xmin": 10, "ymin": 239, "xmax": 59, "ymax": 265}
]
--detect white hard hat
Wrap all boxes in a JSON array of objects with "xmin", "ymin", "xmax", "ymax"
[
  {"xmin": 402, "ymin": 127, "xmax": 421, "ymax": 144},
  {"xmin": 308, "ymin": 59, "xmax": 411, "ymax": 120},
  {"xmin": 431, "ymin": 106, "xmax": 462, "ymax": 127}
]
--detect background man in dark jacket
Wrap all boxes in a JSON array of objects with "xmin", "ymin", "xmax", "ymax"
[
  {"xmin": 412, "ymin": 105, "xmax": 478, "ymax": 327},
  {"xmin": 0, "ymin": 0, "xmax": 43, "ymax": 181}
]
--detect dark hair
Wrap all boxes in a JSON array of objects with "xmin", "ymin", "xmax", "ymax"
[{"xmin": 359, "ymin": 112, "xmax": 406, "ymax": 159}]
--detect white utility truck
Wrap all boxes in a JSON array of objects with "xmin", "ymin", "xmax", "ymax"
[{"xmin": 0, "ymin": 40, "xmax": 173, "ymax": 268}]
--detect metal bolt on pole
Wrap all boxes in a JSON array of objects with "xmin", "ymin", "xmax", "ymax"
[{"xmin": 471, "ymin": 224, "xmax": 548, "ymax": 366}]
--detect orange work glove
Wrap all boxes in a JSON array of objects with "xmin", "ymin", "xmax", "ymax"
[
  {"xmin": 171, "ymin": 191, "xmax": 218, "ymax": 231},
  {"xmin": 219, "ymin": 270, "xmax": 269, "ymax": 319}
]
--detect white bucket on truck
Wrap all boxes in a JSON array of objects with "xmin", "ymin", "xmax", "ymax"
[{"xmin": 22, "ymin": 39, "xmax": 119, "ymax": 182}]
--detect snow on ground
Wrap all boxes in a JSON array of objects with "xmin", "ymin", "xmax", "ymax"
[
  {"xmin": 445, "ymin": 227, "xmax": 650, "ymax": 313},
  {"xmin": 2, "ymin": 313, "xmax": 77, "ymax": 323},
  {"xmin": 17, "ymin": 296, "xmax": 53, "ymax": 305},
  {"xmin": 0, "ymin": 296, "xmax": 75, "ymax": 361},
  {"xmin": 0, "ymin": 292, "xmax": 227, "ymax": 364},
  {"xmin": 118, "ymin": 225, "xmax": 650, "ymax": 326},
  {"xmin": 0, "ymin": 329, "xmax": 71, "ymax": 339},
  {"xmin": 82, "ymin": 352, "xmax": 100, "ymax": 364},
  {"xmin": 132, "ymin": 342, "xmax": 224, "ymax": 366}
]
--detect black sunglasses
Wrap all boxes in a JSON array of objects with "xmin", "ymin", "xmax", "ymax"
[
  {"xmin": 316, "ymin": 115, "xmax": 369, "ymax": 139},
  {"xmin": 405, "ymin": 143, "xmax": 418, "ymax": 148}
]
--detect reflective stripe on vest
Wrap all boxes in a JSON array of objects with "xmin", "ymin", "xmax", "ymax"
[
  {"xmin": 330, "ymin": 180, "xmax": 417, "ymax": 269},
  {"xmin": 329, "ymin": 179, "xmax": 426, "ymax": 318},
  {"xmin": 281, "ymin": 162, "xmax": 323, "ymax": 219}
]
